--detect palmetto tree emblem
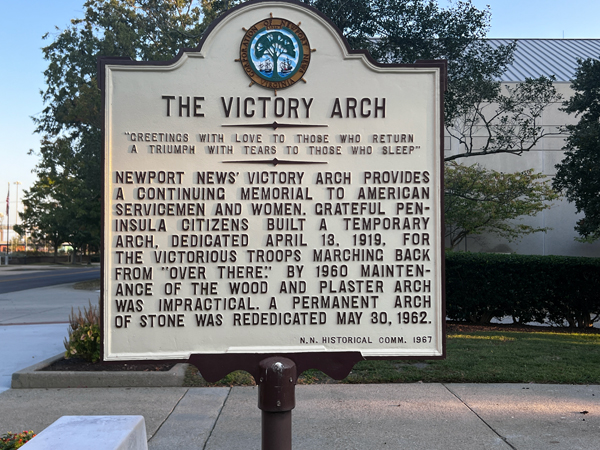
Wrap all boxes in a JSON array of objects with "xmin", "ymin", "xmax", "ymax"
[
  {"xmin": 240, "ymin": 17, "xmax": 311, "ymax": 90},
  {"xmin": 254, "ymin": 31, "xmax": 297, "ymax": 79}
]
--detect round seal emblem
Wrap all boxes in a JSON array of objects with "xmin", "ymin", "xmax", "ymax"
[{"xmin": 240, "ymin": 17, "xmax": 311, "ymax": 90}]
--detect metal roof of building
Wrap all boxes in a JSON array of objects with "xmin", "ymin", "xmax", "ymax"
[{"xmin": 487, "ymin": 39, "xmax": 600, "ymax": 82}]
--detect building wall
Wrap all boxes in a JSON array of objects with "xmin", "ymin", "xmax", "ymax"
[{"xmin": 446, "ymin": 82, "xmax": 600, "ymax": 257}]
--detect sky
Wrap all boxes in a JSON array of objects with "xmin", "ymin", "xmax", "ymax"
[{"xmin": 0, "ymin": 0, "xmax": 599, "ymax": 224}]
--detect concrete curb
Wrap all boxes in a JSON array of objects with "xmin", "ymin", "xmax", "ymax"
[{"xmin": 11, "ymin": 354, "xmax": 188, "ymax": 389}]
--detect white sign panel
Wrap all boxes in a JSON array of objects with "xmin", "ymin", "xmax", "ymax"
[{"xmin": 102, "ymin": 1, "xmax": 445, "ymax": 361}]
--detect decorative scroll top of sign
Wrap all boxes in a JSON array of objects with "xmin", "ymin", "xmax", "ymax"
[{"xmin": 240, "ymin": 17, "xmax": 311, "ymax": 90}]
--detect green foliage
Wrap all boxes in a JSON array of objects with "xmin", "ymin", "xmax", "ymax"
[
  {"xmin": 553, "ymin": 57, "xmax": 600, "ymax": 242},
  {"xmin": 36, "ymin": 0, "xmax": 214, "ymax": 138},
  {"xmin": 200, "ymin": 0, "xmax": 243, "ymax": 28},
  {"xmin": 0, "ymin": 431, "xmax": 36, "ymax": 449},
  {"xmin": 17, "ymin": 138, "xmax": 91, "ymax": 260},
  {"xmin": 64, "ymin": 299, "xmax": 101, "ymax": 363},
  {"xmin": 26, "ymin": 0, "xmax": 560, "ymax": 251},
  {"xmin": 446, "ymin": 252, "xmax": 600, "ymax": 327},
  {"xmin": 308, "ymin": 0, "xmax": 500, "ymax": 68},
  {"xmin": 309, "ymin": 0, "xmax": 512, "ymax": 105},
  {"xmin": 24, "ymin": 0, "xmax": 214, "ymax": 254},
  {"xmin": 304, "ymin": 0, "xmax": 560, "ymax": 160},
  {"xmin": 444, "ymin": 162, "xmax": 558, "ymax": 249}
]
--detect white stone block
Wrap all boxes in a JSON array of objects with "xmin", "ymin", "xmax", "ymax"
[{"xmin": 22, "ymin": 416, "xmax": 147, "ymax": 450}]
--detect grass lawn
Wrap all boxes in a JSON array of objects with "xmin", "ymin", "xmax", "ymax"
[
  {"xmin": 73, "ymin": 278, "xmax": 101, "ymax": 290},
  {"xmin": 184, "ymin": 324, "xmax": 600, "ymax": 386}
]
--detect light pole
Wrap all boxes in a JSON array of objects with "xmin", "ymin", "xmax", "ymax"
[{"xmin": 13, "ymin": 181, "xmax": 20, "ymax": 252}]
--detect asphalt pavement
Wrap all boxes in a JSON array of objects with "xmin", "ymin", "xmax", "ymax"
[
  {"xmin": 0, "ymin": 265, "xmax": 599, "ymax": 450},
  {"xmin": 0, "ymin": 264, "xmax": 100, "ymax": 293}
]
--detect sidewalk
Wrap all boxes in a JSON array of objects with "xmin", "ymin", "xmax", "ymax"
[
  {"xmin": 0, "ymin": 281, "xmax": 98, "ymax": 392},
  {"xmin": 0, "ymin": 383, "xmax": 598, "ymax": 449},
  {"xmin": 0, "ymin": 323, "xmax": 67, "ymax": 393},
  {"xmin": 1, "ymin": 279, "xmax": 599, "ymax": 449}
]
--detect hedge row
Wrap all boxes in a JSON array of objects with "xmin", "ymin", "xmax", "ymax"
[{"xmin": 445, "ymin": 252, "xmax": 600, "ymax": 328}]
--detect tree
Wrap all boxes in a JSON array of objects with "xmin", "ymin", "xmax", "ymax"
[
  {"xmin": 28, "ymin": 0, "xmax": 559, "ymax": 252},
  {"xmin": 17, "ymin": 138, "xmax": 86, "ymax": 262},
  {"xmin": 553, "ymin": 57, "xmax": 600, "ymax": 242},
  {"xmin": 303, "ymin": 0, "xmax": 561, "ymax": 244},
  {"xmin": 446, "ymin": 76, "xmax": 561, "ymax": 161},
  {"xmin": 304, "ymin": 0, "xmax": 561, "ymax": 160},
  {"xmin": 24, "ymin": 0, "xmax": 215, "ymax": 255},
  {"xmin": 16, "ymin": 184, "xmax": 69, "ymax": 262},
  {"xmin": 445, "ymin": 162, "xmax": 558, "ymax": 249}
]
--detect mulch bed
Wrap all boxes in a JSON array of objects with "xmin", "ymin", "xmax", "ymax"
[{"xmin": 41, "ymin": 357, "xmax": 175, "ymax": 372}]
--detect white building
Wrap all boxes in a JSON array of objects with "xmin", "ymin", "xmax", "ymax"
[{"xmin": 445, "ymin": 39, "xmax": 600, "ymax": 257}]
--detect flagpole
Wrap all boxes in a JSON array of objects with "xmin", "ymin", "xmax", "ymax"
[{"xmin": 5, "ymin": 182, "xmax": 9, "ymax": 265}]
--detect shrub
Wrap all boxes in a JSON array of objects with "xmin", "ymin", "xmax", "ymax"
[
  {"xmin": 446, "ymin": 252, "xmax": 600, "ymax": 327},
  {"xmin": 543, "ymin": 256, "xmax": 600, "ymax": 327},
  {"xmin": 0, "ymin": 431, "xmax": 36, "ymax": 449},
  {"xmin": 64, "ymin": 298, "xmax": 101, "ymax": 362}
]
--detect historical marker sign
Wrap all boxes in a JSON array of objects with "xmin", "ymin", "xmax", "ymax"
[{"xmin": 101, "ymin": 0, "xmax": 445, "ymax": 363}]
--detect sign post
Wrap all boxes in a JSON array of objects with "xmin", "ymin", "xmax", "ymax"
[
  {"xmin": 100, "ymin": 1, "xmax": 446, "ymax": 447},
  {"xmin": 258, "ymin": 357, "xmax": 296, "ymax": 450}
]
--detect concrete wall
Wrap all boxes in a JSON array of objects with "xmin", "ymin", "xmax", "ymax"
[{"xmin": 445, "ymin": 82, "xmax": 600, "ymax": 257}]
